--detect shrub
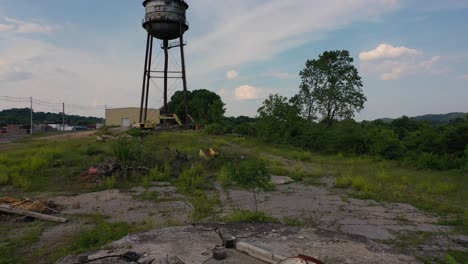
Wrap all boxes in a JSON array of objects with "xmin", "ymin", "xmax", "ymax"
[
  {"xmin": 217, "ymin": 165, "xmax": 234, "ymax": 187},
  {"xmin": 126, "ymin": 128, "xmax": 147, "ymax": 138},
  {"xmin": 229, "ymin": 159, "xmax": 272, "ymax": 211},
  {"xmin": 205, "ymin": 123, "xmax": 225, "ymax": 135},
  {"xmin": 282, "ymin": 217, "xmax": 304, "ymax": 227},
  {"xmin": 69, "ymin": 217, "xmax": 132, "ymax": 253},
  {"xmin": 191, "ymin": 191, "xmax": 219, "ymax": 221},
  {"xmin": 335, "ymin": 176, "xmax": 352, "ymax": 188},
  {"xmin": 351, "ymin": 176, "xmax": 369, "ymax": 191},
  {"xmin": 147, "ymin": 164, "xmax": 171, "ymax": 182},
  {"xmin": 104, "ymin": 176, "xmax": 116, "ymax": 189},
  {"xmin": 177, "ymin": 165, "xmax": 208, "ymax": 195},
  {"xmin": 85, "ymin": 145, "xmax": 105, "ymax": 156},
  {"xmin": 0, "ymin": 164, "xmax": 8, "ymax": 185},
  {"xmin": 112, "ymin": 139, "xmax": 140, "ymax": 167}
]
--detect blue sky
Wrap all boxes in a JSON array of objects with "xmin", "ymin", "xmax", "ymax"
[{"xmin": 0, "ymin": 0, "xmax": 467, "ymax": 119}]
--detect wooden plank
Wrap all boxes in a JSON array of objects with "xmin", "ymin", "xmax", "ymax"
[
  {"xmin": 236, "ymin": 242, "xmax": 286, "ymax": 264},
  {"xmin": 0, "ymin": 205, "xmax": 67, "ymax": 223}
]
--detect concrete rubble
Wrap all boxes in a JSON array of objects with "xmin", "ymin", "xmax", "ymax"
[{"xmin": 57, "ymin": 223, "xmax": 417, "ymax": 264}]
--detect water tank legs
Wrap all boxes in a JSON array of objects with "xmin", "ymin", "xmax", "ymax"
[
  {"xmin": 139, "ymin": 33, "xmax": 151, "ymax": 124},
  {"xmin": 163, "ymin": 39, "xmax": 169, "ymax": 114},
  {"xmin": 180, "ymin": 32, "xmax": 189, "ymax": 125},
  {"xmin": 144, "ymin": 36, "xmax": 154, "ymax": 122}
]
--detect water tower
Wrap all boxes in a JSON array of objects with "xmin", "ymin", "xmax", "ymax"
[{"xmin": 139, "ymin": 0, "xmax": 190, "ymax": 125}]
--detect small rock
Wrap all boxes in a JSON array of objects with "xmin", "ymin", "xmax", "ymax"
[
  {"xmin": 271, "ymin": 176, "xmax": 295, "ymax": 185},
  {"xmin": 72, "ymin": 202, "xmax": 81, "ymax": 209},
  {"xmin": 77, "ymin": 255, "xmax": 88, "ymax": 264},
  {"xmin": 213, "ymin": 246, "xmax": 227, "ymax": 260},
  {"xmin": 452, "ymin": 235, "xmax": 468, "ymax": 245},
  {"xmin": 298, "ymin": 236, "xmax": 305, "ymax": 239}
]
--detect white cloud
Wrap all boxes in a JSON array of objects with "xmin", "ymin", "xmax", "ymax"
[
  {"xmin": 234, "ymin": 85, "xmax": 267, "ymax": 100},
  {"xmin": 262, "ymin": 71, "xmax": 297, "ymax": 79},
  {"xmin": 0, "ymin": 23, "xmax": 14, "ymax": 31},
  {"xmin": 380, "ymin": 56, "xmax": 440, "ymax": 80},
  {"xmin": 226, "ymin": 70, "xmax": 238, "ymax": 80},
  {"xmin": 0, "ymin": 17, "xmax": 55, "ymax": 34},
  {"xmin": 359, "ymin": 44, "xmax": 442, "ymax": 80},
  {"xmin": 187, "ymin": 0, "xmax": 400, "ymax": 77},
  {"xmin": 457, "ymin": 74, "xmax": 468, "ymax": 81},
  {"xmin": 359, "ymin": 44, "xmax": 422, "ymax": 61}
]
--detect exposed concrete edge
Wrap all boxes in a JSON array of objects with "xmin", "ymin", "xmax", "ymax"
[{"xmin": 236, "ymin": 241, "xmax": 287, "ymax": 264}]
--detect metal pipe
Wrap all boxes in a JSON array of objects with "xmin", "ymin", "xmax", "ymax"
[
  {"xmin": 144, "ymin": 36, "xmax": 154, "ymax": 123},
  {"xmin": 163, "ymin": 39, "xmax": 169, "ymax": 114},
  {"xmin": 139, "ymin": 33, "xmax": 151, "ymax": 123}
]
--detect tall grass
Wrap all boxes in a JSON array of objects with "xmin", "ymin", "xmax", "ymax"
[{"xmin": 0, "ymin": 138, "xmax": 112, "ymax": 191}]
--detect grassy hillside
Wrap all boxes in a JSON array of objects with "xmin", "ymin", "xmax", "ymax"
[
  {"xmin": 378, "ymin": 112, "xmax": 467, "ymax": 124},
  {"xmin": 1, "ymin": 130, "xmax": 466, "ymax": 232}
]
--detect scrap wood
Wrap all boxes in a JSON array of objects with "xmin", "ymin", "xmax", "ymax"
[
  {"xmin": 0, "ymin": 205, "xmax": 67, "ymax": 223},
  {"xmin": 236, "ymin": 242, "xmax": 324, "ymax": 264},
  {"xmin": 0, "ymin": 197, "xmax": 47, "ymax": 213},
  {"xmin": 0, "ymin": 197, "xmax": 18, "ymax": 204},
  {"xmin": 236, "ymin": 241, "xmax": 286, "ymax": 264}
]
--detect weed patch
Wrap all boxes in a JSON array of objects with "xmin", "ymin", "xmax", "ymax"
[
  {"xmin": 0, "ymin": 223, "xmax": 44, "ymax": 264},
  {"xmin": 282, "ymin": 217, "xmax": 304, "ymax": 227},
  {"xmin": 136, "ymin": 190, "xmax": 159, "ymax": 202},
  {"xmin": 223, "ymin": 210, "xmax": 277, "ymax": 223}
]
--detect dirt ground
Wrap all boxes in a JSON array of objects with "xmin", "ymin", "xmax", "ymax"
[
  {"xmin": 6, "ymin": 175, "xmax": 457, "ymax": 263},
  {"xmin": 32, "ymin": 130, "xmax": 97, "ymax": 141}
]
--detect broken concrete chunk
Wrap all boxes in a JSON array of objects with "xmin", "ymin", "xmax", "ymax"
[
  {"xmin": 236, "ymin": 241, "xmax": 286, "ymax": 264},
  {"xmin": 271, "ymin": 176, "xmax": 294, "ymax": 185}
]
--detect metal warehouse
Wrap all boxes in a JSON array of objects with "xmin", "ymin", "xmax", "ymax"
[{"xmin": 105, "ymin": 107, "xmax": 160, "ymax": 127}]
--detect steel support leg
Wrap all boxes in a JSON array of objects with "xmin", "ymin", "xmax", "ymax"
[
  {"xmin": 144, "ymin": 36, "xmax": 154, "ymax": 123},
  {"xmin": 139, "ymin": 33, "xmax": 151, "ymax": 123},
  {"xmin": 163, "ymin": 39, "xmax": 169, "ymax": 114},
  {"xmin": 180, "ymin": 34, "xmax": 189, "ymax": 126}
]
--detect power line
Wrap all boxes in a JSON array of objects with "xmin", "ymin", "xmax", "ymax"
[{"xmin": 1, "ymin": 95, "xmax": 106, "ymax": 110}]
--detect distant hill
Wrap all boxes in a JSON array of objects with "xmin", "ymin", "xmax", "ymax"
[
  {"xmin": 377, "ymin": 112, "xmax": 467, "ymax": 125},
  {"xmin": 0, "ymin": 108, "xmax": 104, "ymax": 127}
]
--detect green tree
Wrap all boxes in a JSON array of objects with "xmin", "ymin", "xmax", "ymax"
[
  {"xmin": 298, "ymin": 50, "xmax": 366, "ymax": 126},
  {"xmin": 228, "ymin": 160, "xmax": 271, "ymax": 211},
  {"xmin": 258, "ymin": 94, "xmax": 299, "ymax": 120},
  {"xmin": 168, "ymin": 89, "xmax": 225, "ymax": 125},
  {"xmin": 257, "ymin": 94, "xmax": 302, "ymax": 142}
]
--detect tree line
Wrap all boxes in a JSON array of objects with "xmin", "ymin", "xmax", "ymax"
[
  {"xmin": 202, "ymin": 50, "xmax": 468, "ymax": 171},
  {"xmin": 0, "ymin": 108, "xmax": 104, "ymax": 128}
]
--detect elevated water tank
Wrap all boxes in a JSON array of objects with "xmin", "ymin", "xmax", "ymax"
[{"xmin": 142, "ymin": 0, "xmax": 189, "ymax": 40}]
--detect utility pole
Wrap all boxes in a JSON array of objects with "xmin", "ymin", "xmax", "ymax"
[
  {"xmin": 30, "ymin": 97, "xmax": 33, "ymax": 135},
  {"xmin": 104, "ymin": 105, "xmax": 107, "ymax": 126},
  {"xmin": 62, "ymin": 103, "xmax": 65, "ymax": 132}
]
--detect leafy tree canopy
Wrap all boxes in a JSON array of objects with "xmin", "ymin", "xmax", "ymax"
[
  {"xmin": 297, "ymin": 50, "xmax": 366, "ymax": 125},
  {"xmin": 168, "ymin": 89, "xmax": 225, "ymax": 125}
]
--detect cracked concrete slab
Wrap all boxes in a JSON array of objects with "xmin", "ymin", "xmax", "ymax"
[
  {"xmin": 57, "ymin": 223, "xmax": 417, "ymax": 264},
  {"xmin": 220, "ymin": 182, "xmax": 464, "ymax": 259},
  {"xmin": 50, "ymin": 187, "xmax": 191, "ymax": 225}
]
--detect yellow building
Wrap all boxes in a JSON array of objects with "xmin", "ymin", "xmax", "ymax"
[{"xmin": 105, "ymin": 107, "xmax": 160, "ymax": 127}]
